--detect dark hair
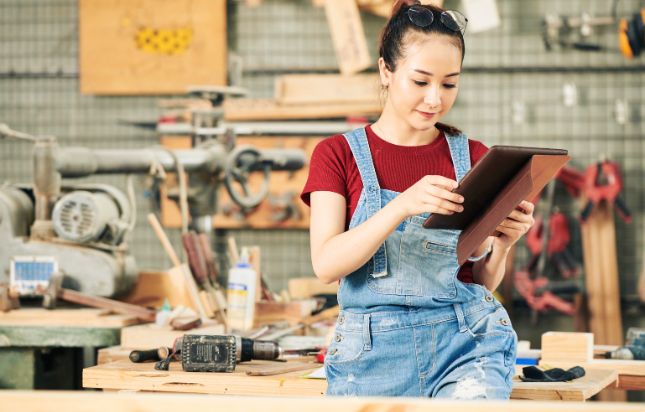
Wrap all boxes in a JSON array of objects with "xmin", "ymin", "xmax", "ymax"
[{"xmin": 379, "ymin": 0, "xmax": 465, "ymax": 136}]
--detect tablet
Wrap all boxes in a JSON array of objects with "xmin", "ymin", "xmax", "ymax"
[{"xmin": 423, "ymin": 145, "xmax": 568, "ymax": 230}]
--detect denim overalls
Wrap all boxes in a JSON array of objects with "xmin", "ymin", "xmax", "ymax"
[{"xmin": 324, "ymin": 127, "xmax": 517, "ymax": 399}]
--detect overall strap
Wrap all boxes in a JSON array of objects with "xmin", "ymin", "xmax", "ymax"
[
  {"xmin": 445, "ymin": 132, "xmax": 471, "ymax": 183},
  {"xmin": 342, "ymin": 127, "xmax": 388, "ymax": 277}
]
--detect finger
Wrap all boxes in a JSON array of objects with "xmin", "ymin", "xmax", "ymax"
[
  {"xmin": 426, "ymin": 185, "xmax": 464, "ymax": 204},
  {"xmin": 424, "ymin": 175, "xmax": 459, "ymax": 191},
  {"xmin": 508, "ymin": 209, "xmax": 533, "ymax": 223},
  {"xmin": 495, "ymin": 225, "xmax": 520, "ymax": 238},
  {"xmin": 498, "ymin": 218, "xmax": 525, "ymax": 231},
  {"xmin": 518, "ymin": 201, "xmax": 535, "ymax": 214},
  {"xmin": 425, "ymin": 195, "xmax": 463, "ymax": 213},
  {"xmin": 430, "ymin": 206, "xmax": 456, "ymax": 215}
]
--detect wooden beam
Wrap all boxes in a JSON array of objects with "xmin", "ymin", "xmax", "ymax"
[
  {"xmin": 223, "ymin": 99, "xmax": 380, "ymax": 121},
  {"xmin": 275, "ymin": 74, "xmax": 380, "ymax": 106},
  {"xmin": 324, "ymin": 0, "xmax": 372, "ymax": 74},
  {"xmin": 580, "ymin": 202, "xmax": 624, "ymax": 345}
]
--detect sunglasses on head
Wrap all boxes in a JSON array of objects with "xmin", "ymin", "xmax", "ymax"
[{"xmin": 407, "ymin": 5, "xmax": 468, "ymax": 35}]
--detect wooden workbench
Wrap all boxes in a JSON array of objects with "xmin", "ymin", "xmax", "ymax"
[
  {"xmin": 0, "ymin": 308, "xmax": 141, "ymax": 389},
  {"xmin": 83, "ymin": 359, "xmax": 618, "ymax": 401},
  {"xmin": 3, "ymin": 390, "xmax": 645, "ymax": 412},
  {"xmin": 540, "ymin": 331, "xmax": 645, "ymax": 391}
]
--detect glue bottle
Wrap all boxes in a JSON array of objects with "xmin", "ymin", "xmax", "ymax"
[{"xmin": 226, "ymin": 247, "xmax": 257, "ymax": 331}]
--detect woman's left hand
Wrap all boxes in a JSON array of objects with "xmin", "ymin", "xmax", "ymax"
[{"xmin": 493, "ymin": 200, "xmax": 535, "ymax": 251}]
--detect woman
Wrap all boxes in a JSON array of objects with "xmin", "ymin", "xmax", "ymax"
[{"xmin": 301, "ymin": 0, "xmax": 534, "ymax": 399}]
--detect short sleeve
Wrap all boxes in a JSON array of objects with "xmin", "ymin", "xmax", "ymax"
[{"xmin": 300, "ymin": 135, "xmax": 350, "ymax": 206}]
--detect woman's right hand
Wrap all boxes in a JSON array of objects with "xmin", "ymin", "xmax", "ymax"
[{"xmin": 392, "ymin": 175, "xmax": 464, "ymax": 218}]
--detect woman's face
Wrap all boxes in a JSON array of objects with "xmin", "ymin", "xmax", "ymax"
[{"xmin": 380, "ymin": 34, "xmax": 462, "ymax": 132}]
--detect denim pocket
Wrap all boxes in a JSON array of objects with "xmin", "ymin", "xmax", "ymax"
[
  {"xmin": 325, "ymin": 330, "xmax": 365, "ymax": 365},
  {"xmin": 465, "ymin": 306, "xmax": 516, "ymax": 367}
]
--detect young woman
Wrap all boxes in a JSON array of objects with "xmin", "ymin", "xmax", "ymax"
[{"xmin": 301, "ymin": 1, "xmax": 534, "ymax": 399}]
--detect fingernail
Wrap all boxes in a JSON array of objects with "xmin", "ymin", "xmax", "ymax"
[{"xmin": 459, "ymin": 197, "xmax": 465, "ymax": 203}]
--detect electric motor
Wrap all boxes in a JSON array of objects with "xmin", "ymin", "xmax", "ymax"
[{"xmin": 52, "ymin": 191, "xmax": 120, "ymax": 243}]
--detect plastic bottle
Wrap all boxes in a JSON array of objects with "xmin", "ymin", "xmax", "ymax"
[{"xmin": 226, "ymin": 247, "xmax": 257, "ymax": 330}]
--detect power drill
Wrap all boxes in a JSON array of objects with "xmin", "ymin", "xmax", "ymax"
[
  {"xmin": 178, "ymin": 335, "xmax": 283, "ymax": 372},
  {"xmin": 604, "ymin": 327, "xmax": 645, "ymax": 360}
]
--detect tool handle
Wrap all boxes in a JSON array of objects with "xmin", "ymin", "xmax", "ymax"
[
  {"xmin": 614, "ymin": 196, "xmax": 633, "ymax": 223},
  {"xmin": 129, "ymin": 349, "xmax": 161, "ymax": 363},
  {"xmin": 59, "ymin": 288, "xmax": 156, "ymax": 321},
  {"xmin": 580, "ymin": 200, "xmax": 594, "ymax": 222},
  {"xmin": 147, "ymin": 215, "xmax": 210, "ymax": 322},
  {"xmin": 147, "ymin": 213, "xmax": 182, "ymax": 267},
  {"xmin": 198, "ymin": 233, "xmax": 219, "ymax": 283},
  {"xmin": 181, "ymin": 232, "xmax": 208, "ymax": 284}
]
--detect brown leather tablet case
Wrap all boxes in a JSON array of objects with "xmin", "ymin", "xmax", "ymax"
[{"xmin": 423, "ymin": 145, "xmax": 570, "ymax": 265}]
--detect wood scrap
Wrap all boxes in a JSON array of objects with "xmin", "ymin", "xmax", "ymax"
[
  {"xmin": 580, "ymin": 202, "xmax": 623, "ymax": 346},
  {"xmin": 223, "ymin": 98, "xmax": 381, "ymax": 121},
  {"xmin": 540, "ymin": 332, "xmax": 593, "ymax": 363},
  {"xmin": 324, "ymin": 0, "xmax": 372, "ymax": 75},
  {"xmin": 275, "ymin": 74, "xmax": 380, "ymax": 106},
  {"xmin": 147, "ymin": 213, "xmax": 210, "ymax": 322},
  {"xmin": 245, "ymin": 360, "xmax": 320, "ymax": 376}
]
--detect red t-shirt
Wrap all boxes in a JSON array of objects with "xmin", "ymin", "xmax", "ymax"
[{"xmin": 301, "ymin": 125, "xmax": 489, "ymax": 283}]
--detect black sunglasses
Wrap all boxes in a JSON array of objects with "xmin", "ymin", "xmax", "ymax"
[{"xmin": 407, "ymin": 5, "xmax": 468, "ymax": 35}]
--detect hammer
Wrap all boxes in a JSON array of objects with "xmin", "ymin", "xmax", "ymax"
[{"xmin": 43, "ymin": 273, "xmax": 156, "ymax": 322}]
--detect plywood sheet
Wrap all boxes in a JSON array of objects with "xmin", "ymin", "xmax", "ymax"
[{"xmin": 79, "ymin": 0, "xmax": 226, "ymax": 94}]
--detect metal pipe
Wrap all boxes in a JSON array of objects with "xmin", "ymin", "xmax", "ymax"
[
  {"xmin": 33, "ymin": 137, "xmax": 60, "ymax": 222},
  {"xmin": 56, "ymin": 145, "xmax": 228, "ymax": 177}
]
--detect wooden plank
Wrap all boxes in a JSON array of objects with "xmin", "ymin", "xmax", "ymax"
[
  {"xmin": 596, "ymin": 203, "xmax": 623, "ymax": 345},
  {"xmin": 0, "ymin": 308, "xmax": 139, "ymax": 328},
  {"xmin": 79, "ymin": 0, "xmax": 226, "ymax": 94},
  {"xmin": 223, "ymin": 99, "xmax": 381, "ymax": 121},
  {"xmin": 123, "ymin": 269, "xmax": 194, "ymax": 310},
  {"xmin": 580, "ymin": 201, "xmax": 624, "ymax": 345},
  {"xmin": 357, "ymin": 0, "xmax": 393, "ymax": 18},
  {"xmin": 120, "ymin": 323, "xmax": 225, "ymax": 350},
  {"xmin": 4, "ymin": 391, "xmax": 645, "ymax": 412},
  {"xmin": 97, "ymin": 346, "xmax": 131, "ymax": 365},
  {"xmin": 541, "ymin": 332, "xmax": 593, "ymax": 363},
  {"xmin": 639, "ymin": 220, "xmax": 645, "ymax": 302},
  {"xmin": 83, "ymin": 359, "xmax": 327, "ymax": 396},
  {"xmin": 511, "ymin": 369, "xmax": 617, "ymax": 401},
  {"xmin": 617, "ymin": 374, "xmax": 645, "ymax": 391},
  {"xmin": 539, "ymin": 359, "xmax": 645, "ymax": 378},
  {"xmin": 58, "ymin": 289, "xmax": 156, "ymax": 322},
  {"xmin": 275, "ymin": 74, "xmax": 380, "ymax": 105},
  {"xmin": 324, "ymin": 0, "xmax": 372, "ymax": 75},
  {"xmin": 288, "ymin": 277, "xmax": 339, "ymax": 300},
  {"xmin": 254, "ymin": 300, "xmax": 319, "ymax": 327}
]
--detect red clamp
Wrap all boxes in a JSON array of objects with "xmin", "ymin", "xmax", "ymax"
[{"xmin": 581, "ymin": 161, "xmax": 632, "ymax": 223}]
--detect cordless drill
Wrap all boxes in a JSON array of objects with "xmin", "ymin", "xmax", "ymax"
[{"xmin": 179, "ymin": 335, "xmax": 283, "ymax": 372}]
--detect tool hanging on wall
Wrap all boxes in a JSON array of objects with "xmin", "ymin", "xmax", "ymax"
[
  {"xmin": 619, "ymin": 8, "xmax": 645, "ymax": 58},
  {"xmin": 514, "ymin": 179, "xmax": 583, "ymax": 317},
  {"xmin": 580, "ymin": 159, "xmax": 632, "ymax": 223},
  {"xmin": 542, "ymin": 13, "xmax": 615, "ymax": 52},
  {"xmin": 543, "ymin": 0, "xmax": 645, "ymax": 59}
]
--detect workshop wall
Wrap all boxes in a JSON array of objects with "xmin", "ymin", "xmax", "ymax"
[{"xmin": 0, "ymin": 0, "xmax": 643, "ymax": 312}]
